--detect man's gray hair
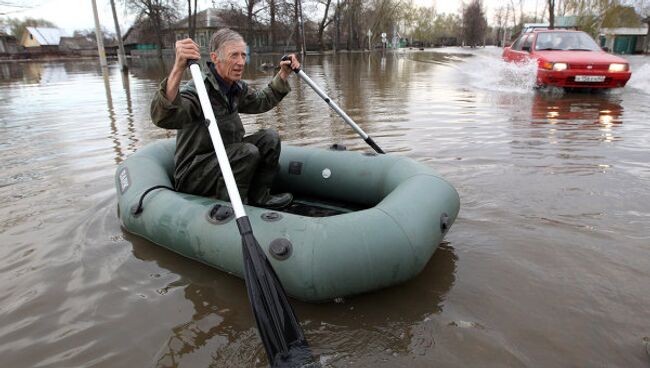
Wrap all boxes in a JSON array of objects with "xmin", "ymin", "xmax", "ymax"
[{"xmin": 210, "ymin": 28, "xmax": 245, "ymax": 60}]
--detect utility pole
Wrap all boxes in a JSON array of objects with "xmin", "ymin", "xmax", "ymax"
[
  {"xmin": 91, "ymin": 0, "xmax": 108, "ymax": 68},
  {"xmin": 109, "ymin": 0, "xmax": 127, "ymax": 72}
]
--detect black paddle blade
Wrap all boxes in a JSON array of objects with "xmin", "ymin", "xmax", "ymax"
[{"xmin": 237, "ymin": 217, "xmax": 312, "ymax": 367}]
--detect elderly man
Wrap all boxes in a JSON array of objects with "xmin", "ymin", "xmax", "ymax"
[{"xmin": 151, "ymin": 28, "xmax": 300, "ymax": 209}]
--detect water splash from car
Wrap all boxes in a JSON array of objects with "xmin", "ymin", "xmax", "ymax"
[
  {"xmin": 458, "ymin": 50, "xmax": 539, "ymax": 94},
  {"xmin": 627, "ymin": 62, "xmax": 650, "ymax": 95}
]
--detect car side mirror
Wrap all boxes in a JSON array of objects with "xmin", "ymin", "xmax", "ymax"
[
  {"xmin": 601, "ymin": 46, "xmax": 609, "ymax": 52},
  {"xmin": 522, "ymin": 45, "xmax": 531, "ymax": 52}
]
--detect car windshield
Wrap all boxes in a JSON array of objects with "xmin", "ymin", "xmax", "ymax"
[{"xmin": 534, "ymin": 32, "xmax": 601, "ymax": 51}]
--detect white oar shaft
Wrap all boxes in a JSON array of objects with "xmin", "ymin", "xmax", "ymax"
[
  {"xmin": 189, "ymin": 63, "xmax": 246, "ymax": 219},
  {"xmin": 295, "ymin": 70, "xmax": 369, "ymax": 140}
]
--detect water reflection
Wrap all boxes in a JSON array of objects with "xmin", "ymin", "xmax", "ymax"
[
  {"xmin": 128, "ymin": 57, "xmax": 171, "ymax": 81},
  {"xmin": 103, "ymin": 67, "xmax": 124, "ymax": 165},
  {"xmin": 531, "ymin": 92, "xmax": 623, "ymax": 128},
  {"xmin": 127, "ymin": 233, "xmax": 263, "ymax": 366},
  {"xmin": 0, "ymin": 63, "xmax": 24, "ymax": 81},
  {"xmin": 128, "ymin": 230, "xmax": 456, "ymax": 366}
]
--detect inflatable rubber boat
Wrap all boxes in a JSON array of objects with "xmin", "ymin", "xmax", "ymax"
[{"xmin": 115, "ymin": 139, "xmax": 460, "ymax": 302}]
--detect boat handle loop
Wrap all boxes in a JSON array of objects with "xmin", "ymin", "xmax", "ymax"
[{"xmin": 131, "ymin": 185, "xmax": 174, "ymax": 216}]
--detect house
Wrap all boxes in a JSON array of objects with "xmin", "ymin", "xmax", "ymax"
[
  {"xmin": 0, "ymin": 31, "xmax": 18, "ymax": 56},
  {"xmin": 123, "ymin": 19, "xmax": 174, "ymax": 56},
  {"xmin": 20, "ymin": 27, "xmax": 66, "ymax": 54},
  {"xmin": 59, "ymin": 36, "xmax": 99, "ymax": 57},
  {"xmin": 171, "ymin": 8, "xmax": 270, "ymax": 51},
  {"xmin": 598, "ymin": 5, "xmax": 647, "ymax": 54},
  {"xmin": 599, "ymin": 25, "xmax": 648, "ymax": 54}
]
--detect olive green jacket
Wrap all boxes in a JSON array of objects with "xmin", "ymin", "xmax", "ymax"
[{"xmin": 150, "ymin": 63, "xmax": 291, "ymax": 189}]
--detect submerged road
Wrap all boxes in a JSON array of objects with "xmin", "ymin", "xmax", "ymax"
[{"xmin": 1, "ymin": 48, "xmax": 649, "ymax": 367}]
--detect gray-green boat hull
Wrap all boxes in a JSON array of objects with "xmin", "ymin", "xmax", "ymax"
[{"xmin": 115, "ymin": 139, "xmax": 460, "ymax": 302}]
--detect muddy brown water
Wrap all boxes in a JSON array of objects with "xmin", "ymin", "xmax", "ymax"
[{"xmin": 1, "ymin": 48, "xmax": 649, "ymax": 367}]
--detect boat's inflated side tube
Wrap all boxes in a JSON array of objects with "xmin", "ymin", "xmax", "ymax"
[{"xmin": 116, "ymin": 139, "xmax": 460, "ymax": 302}]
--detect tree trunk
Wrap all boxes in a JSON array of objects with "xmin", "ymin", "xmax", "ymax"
[
  {"xmin": 347, "ymin": 2, "xmax": 353, "ymax": 50},
  {"xmin": 247, "ymin": 1, "xmax": 255, "ymax": 47},
  {"xmin": 318, "ymin": 0, "xmax": 333, "ymax": 51},
  {"xmin": 192, "ymin": 0, "xmax": 197, "ymax": 38},
  {"xmin": 269, "ymin": 0, "xmax": 276, "ymax": 49},
  {"xmin": 187, "ymin": 0, "xmax": 197, "ymax": 39},
  {"xmin": 152, "ymin": 7, "xmax": 164, "ymax": 58},
  {"xmin": 294, "ymin": 0, "xmax": 301, "ymax": 52},
  {"xmin": 334, "ymin": 0, "xmax": 340, "ymax": 52},
  {"xmin": 548, "ymin": 0, "xmax": 555, "ymax": 29}
]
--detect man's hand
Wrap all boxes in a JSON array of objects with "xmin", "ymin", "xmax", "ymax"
[
  {"xmin": 279, "ymin": 54, "xmax": 300, "ymax": 80},
  {"xmin": 166, "ymin": 38, "xmax": 200, "ymax": 102},
  {"xmin": 173, "ymin": 38, "xmax": 201, "ymax": 72}
]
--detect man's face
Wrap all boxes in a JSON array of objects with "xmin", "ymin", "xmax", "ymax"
[{"xmin": 212, "ymin": 41, "xmax": 246, "ymax": 84}]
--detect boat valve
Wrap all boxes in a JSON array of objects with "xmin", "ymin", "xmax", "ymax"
[
  {"xmin": 269, "ymin": 238, "xmax": 293, "ymax": 260},
  {"xmin": 207, "ymin": 204, "xmax": 234, "ymax": 224}
]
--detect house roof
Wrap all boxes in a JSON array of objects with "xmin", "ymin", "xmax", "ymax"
[
  {"xmin": 600, "ymin": 26, "xmax": 648, "ymax": 36},
  {"xmin": 173, "ymin": 8, "xmax": 228, "ymax": 29},
  {"xmin": 172, "ymin": 8, "xmax": 262, "ymax": 31},
  {"xmin": 60, "ymin": 36, "xmax": 96, "ymax": 49},
  {"xmin": 26, "ymin": 27, "xmax": 66, "ymax": 45}
]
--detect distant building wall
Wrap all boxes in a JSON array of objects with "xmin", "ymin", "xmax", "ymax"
[
  {"xmin": 21, "ymin": 32, "xmax": 41, "ymax": 47},
  {"xmin": 0, "ymin": 35, "xmax": 18, "ymax": 54}
]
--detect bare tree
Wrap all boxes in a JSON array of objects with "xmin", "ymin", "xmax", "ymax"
[
  {"xmin": 494, "ymin": 6, "xmax": 506, "ymax": 46},
  {"xmin": 187, "ymin": 0, "xmax": 198, "ymax": 39},
  {"xmin": 316, "ymin": 0, "xmax": 333, "ymax": 51},
  {"xmin": 4, "ymin": 17, "xmax": 55, "ymax": 40},
  {"xmin": 548, "ymin": 0, "xmax": 556, "ymax": 28},
  {"xmin": 243, "ymin": 0, "xmax": 263, "ymax": 44},
  {"xmin": 294, "ymin": 0, "xmax": 301, "ymax": 51},
  {"xmin": 463, "ymin": 0, "xmax": 487, "ymax": 47},
  {"xmin": 268, "ymin": 0, "xmax": 277, "ymax": 48},
  {"xmin": 126, "ymin": 0, "xmax": 179, "ymax": 57}
]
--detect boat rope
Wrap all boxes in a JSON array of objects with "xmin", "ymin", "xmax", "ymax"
[{"xmin": 132, "ymin": 185, "xmax": 174, "ymax": 215}]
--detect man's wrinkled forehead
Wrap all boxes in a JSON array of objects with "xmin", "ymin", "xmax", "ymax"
[{"xmin": 221, "ymin": 40, "xmax": 247, "ymax": 55}]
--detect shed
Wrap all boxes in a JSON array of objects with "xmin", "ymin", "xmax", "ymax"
[
  {"xmin": 0, "ymin": 31, "xmax": 18, "ymax": 55},
  {"xmin": 599, "ymin": 26, "xmax": 648, "ymax": 54}
]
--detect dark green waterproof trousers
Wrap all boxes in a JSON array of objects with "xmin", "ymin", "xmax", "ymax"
[{"xmin": 177, "ymin": 128, "xmax": 281, "ymax": 204}]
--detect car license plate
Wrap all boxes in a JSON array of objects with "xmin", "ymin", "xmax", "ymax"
[{"xmin": 575, "ymin": 75, "xmax": 605, "ymax": 82}]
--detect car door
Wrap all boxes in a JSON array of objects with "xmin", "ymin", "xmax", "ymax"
[
  {"xmin": 503, "ymin": 34, "xmax": 524, "ymax": 61},
  {"xmin": 510, "ymin": 34, "xmax": 533, "ymax": 63}
]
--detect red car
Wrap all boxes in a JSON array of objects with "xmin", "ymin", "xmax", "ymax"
[{"xmin": 502, "ymin": 29, "xmax": 632, "ymax": 89}]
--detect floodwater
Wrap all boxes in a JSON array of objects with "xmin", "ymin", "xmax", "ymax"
[{"xmin": 1, "ymin": 48, "xmax": 649, "ymax": 367}]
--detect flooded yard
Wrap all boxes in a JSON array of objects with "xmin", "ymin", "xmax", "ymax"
[{"xmin": 1, "ymin": 48, "xmax": 649, "ymax": 367}]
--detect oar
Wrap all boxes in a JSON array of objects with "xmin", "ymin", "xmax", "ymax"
[
  {"xmin": 187, "ymin": 60, "xmax": 312, "ymax": 367},
  {"xmin": 281, "ymin": 55, "xmax": 385, "ymax": 154}
]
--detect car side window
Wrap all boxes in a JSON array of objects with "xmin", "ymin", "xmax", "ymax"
[
  {"xmin": 511, "ymin": 35, "xmax": 525, "ymax": 51},
  {"xmin": 522, "ymin": 35, "xmax": 533, "ymax": 51}
]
